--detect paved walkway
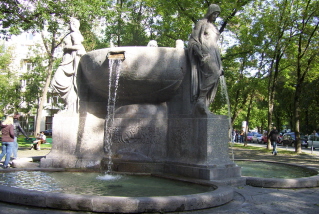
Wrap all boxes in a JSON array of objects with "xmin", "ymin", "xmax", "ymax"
[{"xmin": 0, "ymin": 144, "xmax": 319, "ymax": 214}]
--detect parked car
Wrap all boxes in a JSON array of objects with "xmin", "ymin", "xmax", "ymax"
[
  {"xmin": 261, "ymin": 134, "xmax": 268, "ymax": 144},
  {"xmin": 246, "ymin": 132, "xmax": 257, "ymax": 142},
  {"xmin": 306, "ymin": 135, "xmax": 319, "ymax": 149},
  {"xmin": 252, "ymin": 134, "xmax": 263, "ymax": 143},
  {"xmin": 281, "ymin": 132, "xmax": 308, "ymax": 148},
  {"xmin": 40, "ymin": 129, "xmax": 52, "ymax": 136},
  {"xmin": 261, "ymin": 134, "xmax": 281, "ymax": 144}
]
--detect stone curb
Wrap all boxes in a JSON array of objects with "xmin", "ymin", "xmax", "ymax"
[
  {"xmin": 237, "ymin": 159, "xmax": 319, "ymax": 188},
  {"xmin": 0, "ymin": 169, "xmax": 234, "ymax": 213}
]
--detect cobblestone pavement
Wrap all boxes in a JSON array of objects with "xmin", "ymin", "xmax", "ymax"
[{"xmin": 0, "ymin": 145, "xmax": 319, "ymax": 214}]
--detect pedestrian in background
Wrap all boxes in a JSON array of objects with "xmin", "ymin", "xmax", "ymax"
[
  {"xmin": 0, "ymin": 116, "xmax": 15, "ymax": 168},
  {"xmin": 12, "ymin": 114, "xmax": 29, "ymax": 160},
  {"xmin": 269, "ymin": 127, "xmax": 279, "ymax": 155},
  {"xmin": 232, "ymin": 129, "xmax": 236, "ymax": 142},
  {"xmin": 240, "ymin": 130, "xmax": 244, "ymax": 143}
]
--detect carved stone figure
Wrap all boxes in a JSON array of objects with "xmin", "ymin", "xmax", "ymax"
[
  {"xmin": 147, "ymin": 40, "xmax": 158, "ymax": 47},
  {"xmin": 188, "ymin": 4, "xmax": 223, "ymax": 115},
  {"xmin": 51, "ymin": 17, "xmax": 86, "ymax": 112}
]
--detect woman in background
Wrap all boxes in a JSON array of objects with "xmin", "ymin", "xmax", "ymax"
[{"xmin": 0, "ymin": 116, "xmax": 15, "ymax": 168}]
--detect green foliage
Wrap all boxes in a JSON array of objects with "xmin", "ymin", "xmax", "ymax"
[
  {"xmin": 20, "ymin": 46, "xmax": 49, "ymax": 114},
  {"xmin": 1, "ymin": 0, "xmax": 319, "ymax": 139},
  {"xmin": 17, "ymin": 136, "xmax": 52, "ymax": 148},
  {"xmin": 0, "ymin": 0, "xmax": 110, "ymax": 35},
  {"xmin": 0, "ymin": 44, "xmax": 21, "ymax": 117}
]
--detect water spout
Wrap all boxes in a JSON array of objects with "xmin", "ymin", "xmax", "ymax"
[
  {"xmin": 219, "ymin": 75, "xmax": 234, "ymax": 161},
  {"xmin": 107, "ymin": 51, "xmax": 125, "ymax": 60},
  {"xmin": 104, "ymin": 59, "xmax": 122, "ymax": 173}
]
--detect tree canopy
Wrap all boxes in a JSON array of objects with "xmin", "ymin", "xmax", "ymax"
[{"xmin": 1, "ymin": 0, "xmax": 319, "ymax": 152}]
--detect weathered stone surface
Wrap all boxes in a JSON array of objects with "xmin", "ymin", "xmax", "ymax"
[
  {"xmin": 42, "ymin": 45, "xmax": 241, "ymax": 183},
  {"xmin": 79, "ymin": 47, "xmax": 187, "ymax": 104},
  {"xmin": 0, "ymin": 182, "xmax": 234, "ymax": 213}
]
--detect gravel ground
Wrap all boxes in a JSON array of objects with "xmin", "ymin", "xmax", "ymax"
[{"xmin": 16, "ymin": 147, "xmax": 51, "ymax": 159}]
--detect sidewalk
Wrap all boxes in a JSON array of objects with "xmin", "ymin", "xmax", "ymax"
[{"xmin": 0, "ymin": 145, "xmax": 319, "ymax": 214}]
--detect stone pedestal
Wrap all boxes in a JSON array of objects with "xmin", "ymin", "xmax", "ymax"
[
  {"xmin": 164, "ymin": 115, "xmax": 241, "ymax": 181},
  {"xmin": 41, "ymin": 111, "xmax": 104, "ymax": 169}
]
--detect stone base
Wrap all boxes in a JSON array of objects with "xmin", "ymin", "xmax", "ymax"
[
  {"xmin": 11, "ymin": 157, "xmax": 44, "ymax": 168},
  {"xmin": 108, "ymin": 160, "xmax": 164, "ymax": 173},
  {"xmin": 106, "ymin": 160, "xmax": 243, "ymax": 185},
  {"xmin": 40, "ymin": 156, "xmax": 101, "ymax": 169},
  {"xmin": 164, "ymin": 162, "xmax": 241, "ymax": 181}
]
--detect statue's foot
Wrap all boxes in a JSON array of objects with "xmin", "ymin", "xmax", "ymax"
[{"xmin": 193, "ymin": 100, "xmax": 214, "ymax": 117}]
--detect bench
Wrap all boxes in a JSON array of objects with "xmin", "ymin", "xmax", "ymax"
[
  {"xmin": 25, "ymin": 137, "xmax": 52, "ymax": 144},
  {"xmin": 25, "ymin": 137, "xmax": 52, "ymax": 150}
]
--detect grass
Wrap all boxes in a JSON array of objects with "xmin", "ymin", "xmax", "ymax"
[
  {"xmin": 17, "ymin": 136, "xmax": 52, "ymax": 149},
  {"xmin": 229, "ymin": 142, "xmax": 310, "ymax": 156}
]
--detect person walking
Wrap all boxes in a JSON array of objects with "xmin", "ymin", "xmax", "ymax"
[
  {"xmin": 12, "ymin": 114, "xmax": 29, "ymax": 159},
  {"xmin": 0, "ymin": 116, "xmax": 15, "ymax": 168},
  {"xmin": 269, "ymin": 127, "xmax": 279, "ymax": 155},
  {"xmin": 240, "ymin": 130, "xmax": 244, "ymax": 143},
  {"xmin": 232, "ymin": 129, "xmax": 236, "ymax": 142}
]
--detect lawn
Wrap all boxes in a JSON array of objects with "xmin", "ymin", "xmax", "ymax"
[
  {"xmin": 229, "ymin": 142, "xmax": 310, "ymax": 156},
  {"xmin": 17, "ymin": 136, "xmax": 52, "ymax": 149}
]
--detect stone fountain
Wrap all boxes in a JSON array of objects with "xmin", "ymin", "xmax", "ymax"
[
  {"xmin": 41, "ymin": 44, "xmax": 241, "ymax": 184},
  {"xmin": 41, "ymin": 5, "xmax": 242, "ymax": 186},
  {"xmin": 0, "ymin": 6, "xmax": 248, "ymax": 212}
]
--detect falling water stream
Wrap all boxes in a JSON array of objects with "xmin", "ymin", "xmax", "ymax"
[
  {"xmin": 219, "ymin": 75, "xmax": 234, "ymax": 161},
  {"xmin": 104, "ymin": 59, "xmax": 122, "ymax": 174}
]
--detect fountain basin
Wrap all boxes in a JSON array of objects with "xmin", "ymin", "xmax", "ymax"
[
  {"xmin": 236, "ymin": 160, "xmax": 319, "ymax": 188},
  {"xmin": 79, "ymin": 47, "xmax": 187, "ymax": 104},
  {"xmin": 0, "ymin": 169, "xmax": 233, "ymax": 213}
]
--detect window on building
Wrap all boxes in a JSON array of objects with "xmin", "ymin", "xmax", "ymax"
[
  {"xmin": 20, "ymin": 79, "xmax": 27, "ymax": 88},
  {"xmin": 45, "ymin": 116, "xmax": 53, "ymax": 130},
  {"xmin": 21, "ymin": 61, "xmax": 33, "ymax": 73},
  {"xmin": 19, "ymin": 116, "xmax": 35, "ymax": 135},
  {"xmin": 27, "ymin": 32, "xmax": 34, "ymax": 41},
  {"xmin": 26, "ymin": 63, "xmax": 32, "ymax": 71},
  {"xmin": 47, "ymin": 93, "xmax": 64, "ymax": 107}
]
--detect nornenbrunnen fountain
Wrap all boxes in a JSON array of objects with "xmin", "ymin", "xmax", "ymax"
[{"xmin": 41, "ymin": 5, "xmax": 243, "ymax": 186}]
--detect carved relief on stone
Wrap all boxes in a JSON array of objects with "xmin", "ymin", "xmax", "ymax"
[{"xmin": 108, "ymin": 126, "xmax": 162, "ymax": 144}]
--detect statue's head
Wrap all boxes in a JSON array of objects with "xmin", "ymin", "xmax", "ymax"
[
  {"xmin": 147, "ymin": 40, "xmax": 158, "ymax": 47},
  {"xmin": 70, "ymin": 17, "xmax": 80, "ymax": 31},
  {"xmin": 205, "ymin": 4, "xmax": 221, "ymax": 19}
]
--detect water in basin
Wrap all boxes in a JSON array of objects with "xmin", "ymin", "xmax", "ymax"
[
  {"xmin": 236, "ymin": 161, "xmax": 317, "ymax": 178},
  {"xmin": 0, "ymin": 171, "xmax": 214, "ymax": 197}
]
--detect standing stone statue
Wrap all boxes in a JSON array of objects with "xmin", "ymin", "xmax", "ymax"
[
  {"xmin": 51, "ymin": 17, "xmax": 86, "ymax": 112},
  {"xmin": 188, "ymin": 4, "xmax": 223, "ymax": 115}
]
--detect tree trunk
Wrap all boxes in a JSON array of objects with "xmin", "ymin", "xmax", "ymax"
[
  {"xmin": 34, "ymin": 58, "xmax": 54, "ymax": 136},
  {"xmin": 244, "ymin": 94, "xmax": 254, "ymax": 146},
  {"xmin": 267, "ymin": 92, "xmax": 274, "ymax": 150},
  {"xmin": 294, "ymin": 71, "xmax": 302, "ymax": 153}
]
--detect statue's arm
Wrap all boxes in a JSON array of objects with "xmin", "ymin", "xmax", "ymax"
[
  {"xmin": 64, "ymin": 33, "xmax": 84, "ymax": 52},
  {"xmin": 190, "ymin": 20, "xmax": 210, "ymax": 64}
]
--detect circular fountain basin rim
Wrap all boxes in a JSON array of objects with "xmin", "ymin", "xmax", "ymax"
[
  {"xmin": 236, "ymin": 159, "xmax": 319, "ymax": 188},
  {"xmin": 0, "ymin": 168, "xmax": 234, "ymax": 213}
]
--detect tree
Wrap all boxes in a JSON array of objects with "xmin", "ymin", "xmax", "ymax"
[
  {"xmin": 0, "ymin": 43, "xmax": 22, "ymax": 117},
  {"xmin": 287, "ymin": 0, "xmax": 319, "ymax": 153},
  {"xmin": 1, "ymin": 0, "xmax": 109, "ymax": 135},
  {"xmin": 102, "ymin": 0, "xmax": 153, "ymax": 46}
]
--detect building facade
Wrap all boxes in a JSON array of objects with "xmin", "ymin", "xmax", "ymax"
[{"xmin": 2, "ymin": 31, "xmax": 63, "ymax": 135}]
